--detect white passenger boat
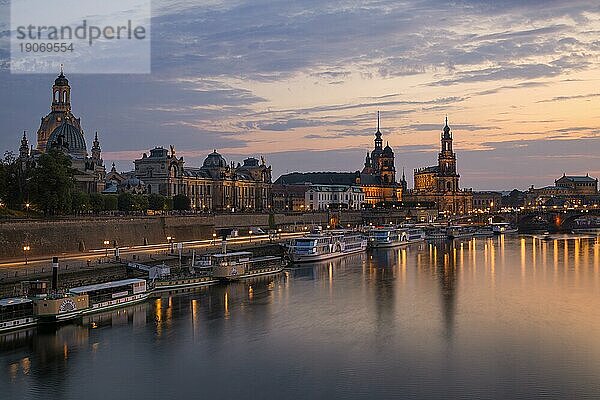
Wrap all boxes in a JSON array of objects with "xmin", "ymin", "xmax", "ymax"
[
  {"xmin": 69, "ymin": 279, "xmax": 150, "ymax": 315},
  {"xmin": 368, "ymin": 227, "xmax": 408, "ymax": 248},
  {"xmin": 473, "ymin": 226, "xmax": 494, "ymax": 237},
  {"xmin": 208, "ymin": 251, "xmax": 286, "ymax": 281},
  {"xmin": 425, "ymin": 228, "xmax": 448, "ymax": 241},
  {"xmin": 447, "ymin": 226, "xmax": 476, "ymax": 239},
  {"xmin": 406, "ymin": 228, "xmax": 426, "ymax": 243},
  {"xmin": 0, "ymin": 298, "xmax": 36, "ymax": 333},
  {"xmin": 289, "ymin": 231, "xmax": 367, "ymax": 263},
  {"xmin": 492, "ymin": 223, "xmax": 518, "ymax": 235}
]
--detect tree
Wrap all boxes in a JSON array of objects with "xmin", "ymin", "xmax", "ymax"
[
  {"xmin": 148, "ymin": 193, "xmax": 165, "ymax": 211},
  {"xmin": 135, "ymin": 194, "xmax": 149, "ymax": 211},
  {"xmin": 118, "ymin": 192, "xmax": 136, "ymax": 212},
  {"xmin": 29, "ymin": 149, "xmax": 75, "ymax": 215},
  {"xmin": 173, "ymin": 194, "xmax": 191, "ymax": 211},
  {"xmin": 71, "ymin": 191, "xmax": 90, "ymax": 214},
  {"xmin": 104, "ymin": 195, "xmax": 118, "ymax": 211},
  {"xmin": 0, "ymin": 151, "xmax": 30, "ymax": 209},
  {"xmin": 90, "ymin": 193, "xmax": 105, "ymax": 213}
]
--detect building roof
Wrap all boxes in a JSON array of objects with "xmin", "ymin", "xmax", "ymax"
[
  {"xmin": 203, "ymin": 150, "xmax": 227, "ymax": 168},
  {"xmin": 415, "ymin": 165, "xmax": 439, "ymax": 174},
  {"xmin": 54, "ymin": 71, "xmax": 69, "ymax": 86},
  {"xmin": 308, "ymin": 185, "xmax": 362, "ymax": 193},
  {"xmin": 0, "ymin": 297, "xmax": 32, "ymax": 307},
  {"xmin": 48, "ymin": 121, "xmax": 87, "ymax": 156},
  {"xmin": 69, "ymin": 278, "xmax": 146, "ymax": 294},
  {"xmin": 276, "ymin": 172, "xmax": 359, "ymax": 186},
  {"xmin": 557, "ymin": 175, "xmax": 597, "ymax": 183}
]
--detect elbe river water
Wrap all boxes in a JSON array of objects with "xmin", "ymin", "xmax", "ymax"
[{"xmin": 2, "ymin": 234, "xmax": 600, "ymax": 399}]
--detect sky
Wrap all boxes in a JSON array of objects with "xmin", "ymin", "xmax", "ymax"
[{"xmin": 1, "ymin": 0, "xmax": 600, "ymax": 190}]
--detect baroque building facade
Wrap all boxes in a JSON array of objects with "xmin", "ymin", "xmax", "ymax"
[
  {"xmin": 360, "ymin": 112, "xmax": 404, "ymax": 204},
  {"xmin": 132, "ymin": 147, "xmax": 272, "ymax": 212},
  {"xmin": 274, "ymin": 113, "xmax": 404, "ymax": 208},
  {"xmin": 404, "ymin": 118, "xmax": 472, "ymax": 214},
  {"xmin": 525, "ymin": 174, "xmax": 599, "ymax": 207},
  {"xmin": 18, "ymin": 69, "xmax": 106, "ymax": 193}
]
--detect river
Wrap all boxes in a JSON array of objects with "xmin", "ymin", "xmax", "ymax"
[{"xmin": 2, "ymin": 234, "xmax": 600, "ymax": 399}]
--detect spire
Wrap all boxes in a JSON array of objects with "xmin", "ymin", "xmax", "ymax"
[
  {"xmin": 442, "ymin": 115, "xmax": 451, "ymax": 139},
  {"xmin": 20, "ymin": 131, "xmax": 29, "ymax": 159},
  {"xmin": 374, "ymin": 111, "xmax": 383, "ymax": 150},
  {"xmin": 60, "ymin": 64, "xmax": 64, "ymax": 76}
]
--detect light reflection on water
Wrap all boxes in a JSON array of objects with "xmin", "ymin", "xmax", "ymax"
[{"xmin": 2, "ymin": 235, "xmax": 600, "ymax": 399}]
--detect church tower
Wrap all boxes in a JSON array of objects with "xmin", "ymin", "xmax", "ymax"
[
  {"xmin": 91, "ymin": 132, "xmax": 103, "ymax": 166},
  {"xmin": 37, "ymin": 66, "xmax": 82, "ymax": 152},
  {"xmin": 379, "ymin": 141, "xmax": 396, "ymax": 184},
  {"xmin": 374, "ymin": 111, "xmax": 383, "ymax": 152},
  {"xmin": 52, "ymin": 65, "xmax": 71, "ymax": 113},
  {"xmin": 19, "ymin": 131, "xmax": 29, "ymax": 159},
  {"xmin": 437, "ymin": 117, "xmax": 459, "ymax": 191}
]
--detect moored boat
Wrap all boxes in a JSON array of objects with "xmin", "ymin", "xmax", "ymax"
[
  {"xmin": 426, "ymin": 227, "xmax": 448, "ymax": 241},
  {"xmin": 447, "ymin": 226, "xmax": 476, "ymax": 239},
  {"xmin": 33, "ymin": 293, "xmax": 89, "ymax": 323},
  {"xmin": 208, "ymin": 251, "xmax": 286, "ymax": 281},
  {"xmin": 68, "ymin": 279, "xmax": 150, "ymax": 315},
  {"xmin": 473, "ymin": 226, "xmax": 494, "ymax": 237},
  {"xmin": 406, "ymin": 227, "xmax": 426, "ymax": 243},
  {"xmin": 368, "ymin": 227, "xmax": 408, "ymax": 248},
  {"xmin": 289, "ymin": 230, "xmax": 367, "ymax": 263},
  {"xmin": 152, "ymin": 275, "xmax": 218, "ymax": 291},
  {"xmin": 0, "ymin": 298, "xmax": 36, "ymax": 333},
  {"xmin": 492, "ymin": 222, "xmax": 518, "ymax": 235}
]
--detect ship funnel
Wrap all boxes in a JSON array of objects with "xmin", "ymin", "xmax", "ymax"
[
  {"xmin": 51, "ymin": 256, "xmax": 59, "ymax": 292},
  {"xmin": 221, "ymin": 239, "xmax": 227, "ymax": 254}
]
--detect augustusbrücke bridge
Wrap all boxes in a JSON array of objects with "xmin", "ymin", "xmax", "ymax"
[{"xmin": 451, "ymin": 207, "xmax": 600, "ymax": 232}]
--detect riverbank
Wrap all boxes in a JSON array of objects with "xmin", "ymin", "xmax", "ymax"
[{"xmin": 0, "ymin": 242, "xmax": 286, "ymax": 298}]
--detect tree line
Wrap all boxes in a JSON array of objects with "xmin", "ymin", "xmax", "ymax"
[{"xmin": 0, "ymin": 150, "xmax": 191, "ymax": 216}]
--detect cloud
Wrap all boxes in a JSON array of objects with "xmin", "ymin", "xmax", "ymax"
[
  {"xmin": 537, "ymin": 93, "xmax": 600, "ymax": 103},
  {"xmin": 406, "ymin": 123, "xmax": 499, "ymax": 132}
]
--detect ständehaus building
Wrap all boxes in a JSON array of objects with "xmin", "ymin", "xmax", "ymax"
[{"xmin": 403, "ymin": 118, "xmax": 473, "ymax": 215}]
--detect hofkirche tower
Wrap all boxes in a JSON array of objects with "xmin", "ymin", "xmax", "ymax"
[
  {"xmin": 36, "ymin": 66, "xmax": 82, "ymax": 152},
  {"xmin": 406, "ymin": 117, "xmax": 472, "ymax": 214}
]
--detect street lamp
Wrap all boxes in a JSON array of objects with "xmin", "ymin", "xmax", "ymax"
[
  {"xmin": 103, "ymin": 240, "xmax": 110, "ymax": 257},
  {"xmin": 23, "ymin": 245, "xmax": 30, "ymax": 265},
  {"xmin": 167, "ymin": 236, "xmax": 174, "ymax": 253},
  {"xmin": 212, "ymin": 233, "xmax": 217, "ymax": 245},
  {"xmin": 249, "ymin": 230, "xmax": 253, "ymax": 243}
]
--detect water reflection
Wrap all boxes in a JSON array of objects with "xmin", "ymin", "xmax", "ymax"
[{"xmin": 3, "ymin": 235, "xmax": 600, "ymax": 399}]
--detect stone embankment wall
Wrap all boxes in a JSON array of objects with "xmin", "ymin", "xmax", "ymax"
[{"xmin": 0, "ymin": 212, "xmax": 368, "ymax": 259}]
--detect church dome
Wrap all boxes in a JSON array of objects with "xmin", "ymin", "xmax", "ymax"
[
  {"xmin": 383, "ymin": 142, "xmax": 393, "ymax": 155},
  {"xmin": 54, "ymin": 71, "xmax": 69, "ymax": 87},
  {"xmin": 47, "ymin": 121, "xmax": 87, "ymax": 155},
  {"xmin": 203, "ymin": 150, "xmax": 227, "ymax": 168}
]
